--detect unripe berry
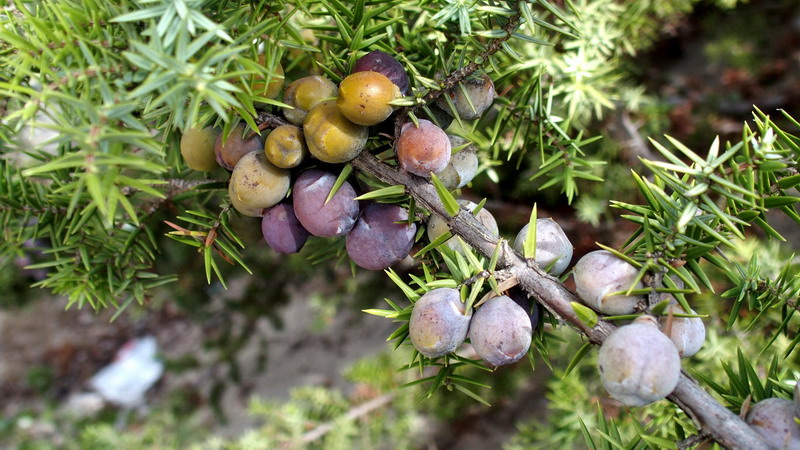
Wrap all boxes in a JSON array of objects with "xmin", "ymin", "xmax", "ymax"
[
  {"xmin": 427, "ymin": 200, "xmax": 498, "ymax": 254},
  {"xmin": 180, "ymin": 126, "xmax": 219, "ymax": 171},
  {"xmin": 282, "ymin": 75, "xmax": 338, "ymax": 126},
  {"xmin": 396, "ymin": 119, "xmax": 451, "ymax": 177},
  {"xmin": 745, "ymin": 398, "xmax": 800, "ymax": 449},
  {"xmin": 228, "ymin": 151, "xmax": 291, "ymax": 217},
  {"xmin": 512, "ymin": 218, "xmax": 573, "ymax": 276},
  {"xmin": 303, "ymin": 100, "xmax": 368, "ymax": 163},
  {"xmin": 659, "ymin": 302, "xmax": 705, "ymax": 358},
  {"xmin": 353, "ymin": 50, "xmax": 410, "ymax": 95},
  {"xmin": 409, "ymin": 288, "xmax": 471, "ymax": 359},
  {"xmin": 469, "ymin": 295, "xmax": 532, "ymax": 367},
  {"xmin": 264, "ymin": 124, "xmax": 307, "ymax": 169},
  {"xmin": 574, "ymin": 250, "xmax": 643, "ymax": 315},
  {"xmin": 597, "ymin": 316, "xmax": 681, "ymax": 407},
  {"xmin": 228, "ymin": 182, "xmax": 263, "ymax": 217},
  {"xmin": 435, "ymin": 135, "xmax": 479, "ymax": 189},
  {"xmin": 436, "ymin": 74, "xmax": 495, "ymax": 120},
  {"xmin": 336, "ymin": 71, "xmax": 400, "ymax": 126}
]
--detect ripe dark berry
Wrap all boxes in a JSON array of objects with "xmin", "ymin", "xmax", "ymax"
[
  {"xmin": 292, "ymin": 170, "xmax": 360, "ymax": 237},
  {"xmin": 469, "ymin": 295, "xmax": 532, "ymax": 367},
  {"xmin": 574, "ymin": 250, "xmax": 642, "ymax": 315},
  {"xmin": 353, "ymin": 50, "xmax": 410, "ymax": 95},
  {"xmin": 261, "ymin": 203, "xmax": 310, "ymax": 254},
  {"xmin": 346, "ymin": 204, "xmax": 416, "ymax": 270},
  {"xmin": 512, "ymin": 218, "xmax": 573, "ymax": 276}
]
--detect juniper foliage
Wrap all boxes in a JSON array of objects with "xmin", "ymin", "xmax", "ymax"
[{"xmin": 1, "ymin": 0, "xmax": 798, "ymax": 447}]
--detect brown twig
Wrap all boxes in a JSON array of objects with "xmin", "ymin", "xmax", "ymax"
[
  {"xmin": 677, "ymin": 432, "xmax": 711, "ymax": 449},
  {"xmin": 46, "ymin": 65, "xmax": 125, "ymax": 91},
  {"xmin": 350, "ymin": 151, "xmax": 769, "ymax": 449},
  {"xmin": 256, "ymin": 110, "xmax": 290, "ymax": 131},
  {"xmin": 297, "ymin": 393, "xmax": 396, "ymax": 445},
  {"xmin": 246, "ymin": 7, "xmax": 768, "ymax": 444},
  {"xmin": 119, "ymin": 178, "xmax": 222, "ymax": 197},
  {"xmin": 606, "ymin": 109, "xmax": 660, "ymax": 165}
]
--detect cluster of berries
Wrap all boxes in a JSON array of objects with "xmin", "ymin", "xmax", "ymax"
[
  {"xmin": 179, "ymin": 50, "xmax": 493, "ymax": 270},
  {"xmin": 406, "ymin": 216, "xmax": 569, "ymax": 368}
]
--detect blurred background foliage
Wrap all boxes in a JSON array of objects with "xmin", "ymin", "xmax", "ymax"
[{"xmin": 2, "ymin": 0, "xmax": 800, "ymax": 448}]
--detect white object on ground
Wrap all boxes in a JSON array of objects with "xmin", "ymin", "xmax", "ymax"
[{"xmin": 89, "ymin": 336, "xmax": 163, "ymax": 408}]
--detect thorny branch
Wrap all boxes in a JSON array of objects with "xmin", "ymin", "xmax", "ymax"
[{"xmin": 350, "ymin": 151, "xmax": 769, "ymax": 450}]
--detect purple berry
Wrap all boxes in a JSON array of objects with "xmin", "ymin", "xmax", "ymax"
[
  {"xmin": 353, "ymin": 50, "xmax": 410, "ymax": 95},
  {"xmin": 659, "ymin": 302, "xmax": 705, "ymax": 358},
  {"xmin": 261, "ymin": 203, "xmax": 310, "ymax": 254},
  {"xmin": 574, "ymin": 250, "xmax": 643, "ymax": 315},
  {"xmin": 512, "ymin": 218, "xmax": 573, "ymax": 276},
  {"xmin": 346, "ymin": 204, "xmax": 416, "ymax": 270},
  {"xmin": 745, "ymin": 398, "xmax": 800, "ymax": 449},
  {"xmin": 597, "ymin": 316, "xmax": 681, "ymax": 407},
  {"xmin": 292, "ymin": 170, "xmax": 360, "ymax": 237}
]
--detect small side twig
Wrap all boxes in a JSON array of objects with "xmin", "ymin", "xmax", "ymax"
[
  {"xmin": 677, "ymin": 432, "xmax": 711, "ymax": 449},
  {"xmin": 646, "ymin": 269, "xmax": 665, "ymax": 309},
  {"xmin": 297, "ymin": 393, "xmax": 395, "ymax": 445},
  {"xmin": 256, "ymin": 110, "xmax": 290, "ymax": 131}
]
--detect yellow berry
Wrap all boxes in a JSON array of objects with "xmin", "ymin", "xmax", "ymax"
[
  {"xmin": 283, "ymin": 76, "xmax": 338, "ymax": 125},
  {"xmin": 180, "ymin": 126, "xmax": 218, "ymax": 171},
  {"xmin": 228, "ymin": 151, "xmax": 290, "ymax": 217},
  {"xmin": 303, "ymin": 100, "xmax": 368, "ymax": 163},
  {"xmin": 264, "ymin": 124, "xmax": 307, "ymax": 169},
  {"xmin": 336, "ymin": 71, "xmax": 400, "ymax": 126}
]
